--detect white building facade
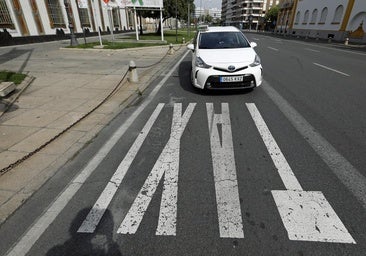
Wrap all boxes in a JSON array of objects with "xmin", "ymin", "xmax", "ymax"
[
  {"xmin": 0, "ymin": 0, "xmax": 131, "ymax": 38},
  {"xmin": 263, "ymin": 0, "xmax": 279, "ymax": 11},
  {"xmin": 291, "ymin": 0, "xmax": 366, "ymax": 42},
  {"xmin": 221, "ymin": 0, "xmax": 265, "ymax": 29},
  {"xmin": 221, "ymin": 0, "xmax": 279, "ymax": 29}
]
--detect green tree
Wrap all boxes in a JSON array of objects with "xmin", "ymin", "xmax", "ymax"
[
  {"xmin": 264, "ymin": 5, "xmax": 279, "ymax": 23},
  {"xmin": 204, "ymin": 14, "xmax": 213, "ymax": 24},
  {"xmin": 138, "ymin": 0, "xmax": 195, "ymax": 34}
]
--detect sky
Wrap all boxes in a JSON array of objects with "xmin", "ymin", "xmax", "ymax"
[{"xmin": 194, "ymin": 0, "xmax": 222, "ymax": 9}]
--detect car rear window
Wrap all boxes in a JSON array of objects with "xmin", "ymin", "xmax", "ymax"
[{"xmin": 198, "ymin": 32, "xmax": 250, "ymax": 49}]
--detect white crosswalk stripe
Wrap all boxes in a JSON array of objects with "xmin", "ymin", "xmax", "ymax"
[
  {"xmin": 207, "ymin": 103, "xmax": 244, "ymax": 238},
  {"xmin": 77, "ymin": 102, "xmax": 355, "ymax": 244},
  {"xmin": 78, "ymin": 103, "xmax": 165, "ymax": 233},
  {"xmin": 246, "ymin": 103, "xmax": 355, "ymax": 244},
  {"xmin": 118, "ymin": 103, "xmax": 196, "ymax": 236}
]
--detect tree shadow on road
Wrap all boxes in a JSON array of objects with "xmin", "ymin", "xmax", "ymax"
[
  {"xmin": 0, "ymin": 47, "xmax": 34, "ymax": 73},
  {"xmin": 46, "ymin": 208, "xmax": 123, "ymax": 256}
]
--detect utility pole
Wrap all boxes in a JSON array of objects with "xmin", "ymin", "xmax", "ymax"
[
  {"xmin": 64, "ymin": 0, "xmax": 78, "ymax": 46},
  {"xmin": 175, "ymin": 0, "xmax": 178, "ymax": 42},
  {"xmin": 188, "ymin": 0, "xmax": 190, "ymax": 38}
]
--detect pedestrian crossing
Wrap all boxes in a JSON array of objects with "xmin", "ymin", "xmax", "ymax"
[{"xmin": 78, "ymin": 102, "xmax": 356, "ymax": 244}]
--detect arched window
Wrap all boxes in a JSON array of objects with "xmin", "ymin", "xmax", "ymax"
[
  {"xmin": 295, "ymin": 11, "xmax": 301, "ymax": 24},
  {"xmin": 303, "ymin": 10, "xmax": 309, "ymax": 24},
  {"xmin": 310, "ymin": 9, "xmax": 318, "ymax": 24},
  {"xmin": 332, "ymin": 5, "xmax": 344, "ymax": 24},
  {"xmin": 319, "ymin": 7, "xmax": 328, "ymax": 24}
]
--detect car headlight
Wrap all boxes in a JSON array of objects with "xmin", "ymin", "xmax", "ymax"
[
  {"xmin": 196, "ymin": 56, "xmax": 211, "ymax": 69},
  {"xmin": 249, "ymin": 54, "xmax": 261, "ymax": 67}
]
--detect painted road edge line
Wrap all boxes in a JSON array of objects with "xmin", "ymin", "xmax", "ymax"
[
  {"xmin": 313, "ymin": 63, "xmax": 350, "ymax": 77},
  {"xmin": 268, "ymin": 47, "xmax": 279, "ymax": 51},
  {"xmin": 261, "ymin": 80, "xmax": 366, "ymax": 211}
]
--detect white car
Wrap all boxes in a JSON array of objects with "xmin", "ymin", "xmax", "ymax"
[{"xmin": 187, "ymin": 26, "xmax": 263, "ymax": 90}]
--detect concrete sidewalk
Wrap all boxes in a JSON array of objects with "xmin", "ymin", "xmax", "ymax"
[{"xmin": 0, "ymin": 40, "xmax": 187, "ymax": 224}]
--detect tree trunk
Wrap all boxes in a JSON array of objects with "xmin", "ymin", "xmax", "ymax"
[
  {"xmin": 139, "ymin": 14, "xmax": 143, "ymax": 35},
  {"xmin": 156, "ymin": 20, "xmax": 161, "ymax": 35}
]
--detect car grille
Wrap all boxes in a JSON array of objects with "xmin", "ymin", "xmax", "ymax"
[
  {"xmin": 205, "ymin": 74, "xmax": 256, "ymax": 89},
  {"xmin": 213, "ymin": 66, "xmax": 248, "ymax": 73}
]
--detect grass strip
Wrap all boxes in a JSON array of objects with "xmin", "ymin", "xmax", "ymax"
[{"xmin": 0, "ymin": 71, "xmax": 27, "ymax": 85}]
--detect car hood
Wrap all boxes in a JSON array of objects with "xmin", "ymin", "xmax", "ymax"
[{"xmin": 198, "ymin": 48, "xmax": 256, "ymax": 67}]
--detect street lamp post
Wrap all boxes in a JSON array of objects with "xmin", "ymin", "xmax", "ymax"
[
  {"xmin": 175, "ymin": 0, "xmax": 178, "ymax": 42},
  {"xmin": 187, "ymin": 0, "xmax": 190, "ymax": 38},
  {"xmin": 64, "ymin": 0, "xmax": 78, "ymax": 46}
]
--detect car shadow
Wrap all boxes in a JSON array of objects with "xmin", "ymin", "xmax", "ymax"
[{"xmin": 178, "ymin": 60, "xmax": 254, "ymax": 96}]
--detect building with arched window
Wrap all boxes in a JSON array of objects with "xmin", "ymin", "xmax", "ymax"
[
  {"xmin": 0, "ymin": 0, "xmax": 133, "ymax": 41},
  {"xmin": 277, "ymin": 0, "xmax": 366, "ymax": 43}
]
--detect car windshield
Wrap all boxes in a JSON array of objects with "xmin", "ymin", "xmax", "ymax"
[{"xmin": 198, "ymin": 31, "xmax": 250, "ymax": 49}]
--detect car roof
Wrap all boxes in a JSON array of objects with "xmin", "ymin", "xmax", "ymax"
[{"xmin": 201, "ymin": 26, "xmax": 240, "ymax": 33}]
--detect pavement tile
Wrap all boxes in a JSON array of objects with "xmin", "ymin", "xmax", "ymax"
[
  {"xmin": 0, "ymin": 190, "xmax": 14, "ymax": 205},
  {"xmin": 72, "ymin": 113, "xmax": 106, "ymax": 131},
  {"xmin": 0, "ymin": 108, "xmax": 28, "ymax": 123},
  {"xmin": 0, "ymin": 153, "xmax": 59, "ymax": 191},
  {"xmin": 2, "ymin": 109, "xmax": 67, "ymax": 127},
  {"xmin": 39, "ymin": 97, "xmax": 87, "ymax": 111},
  {"xmin": 47, "ymin": 112, "xmax": 87, "ymax": 129},
  {"xmin": 94, "ymin": 99, "xmax": 122, "ymax": 113},
  {"xmin": 13, "ymin": 95, "xmax": 53, "ymax": 109},
  {"xmin": 27, "ymin": 85, "xmax": 78, "ymax": 97},
  {"xmin": 9, "ymin": 127, "xmax": 62, "ymax": 153},
  {"xmin": 0, "ymin": 125, "xmax": 40, "ymax": 149},
  {"xmin": 40, "ymin": 130, "xmax": 85, "ymax": 155},
  {"xmin": 50, "ymin": 76, "xmax": 94, "ymax": 88},
  {"xmin": 66, "ymin": 88, "xmax": 110, "ymax": 100},
  {"xmin": 82, "ymin": 78, "xmax": 122, "ymax": 90},
  {"xmin": 0, "ymin": 151, "xmax": 27, "ymax": 170},
  {"xmin": 77, "ymin": 125, "xmax": 104, "ymax": 144}
]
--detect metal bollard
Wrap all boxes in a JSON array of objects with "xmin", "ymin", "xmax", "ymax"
[
  {"xmin": 345, "ymin": 38, "xmax": 349, "ymax": 45},
  {"xmin": 182, "ymin": 37, "xmax": 185, "ymax": 44},
  {"xmin": 168, "ymin": 43, "xmax": 174, "ymax": 55},
  {"xmin": 129, "ymin": 60, "xmax": 138, "ymax": 83}
]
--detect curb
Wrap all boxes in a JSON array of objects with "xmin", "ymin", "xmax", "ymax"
[{"xmin": 59, "ymin": 43, "xmax": 187, "ymax": 53}]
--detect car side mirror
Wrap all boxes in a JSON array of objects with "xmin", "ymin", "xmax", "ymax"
[
  {"xmin": 187, "ymin": 43, "xmax": 195, "ymax": 51},
  {"xmin": 250, "ymin": 42, "xmax": 258, "ymax": 48}
]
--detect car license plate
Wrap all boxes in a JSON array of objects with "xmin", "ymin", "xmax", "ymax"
[{"xmin": 220, "ymin": 76, "xmax": 243, "ymax": 83}]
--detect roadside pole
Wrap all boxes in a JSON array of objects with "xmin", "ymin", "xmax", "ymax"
[
  {"xmin": 134, "ymin": 7, "xmax": 139, "ymax": 41},
  {"xmin": 92, "ymin": 0, "xmax": 103, "ymax": 46},
  {"xmin": 160, "ymin": 7, "xmax": 164, "ymax": 41}
]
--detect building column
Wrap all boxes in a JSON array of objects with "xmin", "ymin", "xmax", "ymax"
[
  {"xmin": 340, "ymin": 0, "xmax": 355, "ymax": 31},
  {"xmin": 10, "ymin": 0, "xmax": 29, "ymax": 36},
  {"xmin": 289, "ymin": 0, "xmax": 299, "ymax": 30}
]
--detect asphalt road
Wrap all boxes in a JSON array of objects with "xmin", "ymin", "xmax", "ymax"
[{"xmin": 1, "ymin": 34, "xmax": 366, "ymax": 256}]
